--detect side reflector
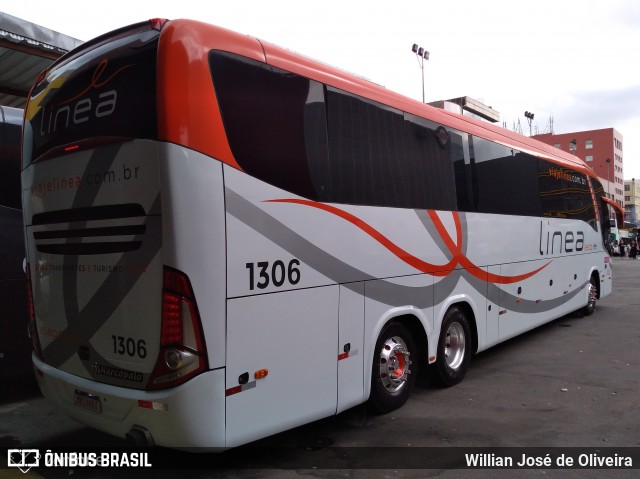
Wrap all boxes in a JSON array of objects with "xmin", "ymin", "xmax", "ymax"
[
  {"xmin": 138, "ymin": 400, "xmax": 168, "ymax": 411},
  {"xmin": 225, "ymin": 381, "xmax": 257, "ymax": 397},
  {"xmin": 225, "ymin": 386, "xmax": 242, "ymax": 397},
  {"xmin": 254, "ymin": 369, "xmax": 269, "ymax": 380}
]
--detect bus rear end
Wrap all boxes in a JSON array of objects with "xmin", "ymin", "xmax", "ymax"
[{"xmin": 22, "ymin": 20, "xmax": 226, "ymax": 448}]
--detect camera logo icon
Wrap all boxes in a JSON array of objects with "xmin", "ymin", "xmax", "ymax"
[{"xmin": 7, "ymin": 449, "xmax": 41, "ymax": 474}]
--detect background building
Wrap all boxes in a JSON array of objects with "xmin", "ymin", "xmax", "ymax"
[
  {"xmin": 429, "ymin": 96, "xmax": 500, "ymax": 123},
  {"xmin": 533, "ymin": 128, "xmax": 624, "ymax": 207},
  {"xmin": 624, "ymin": 179, "xmax": 640, "ymax": 228}
]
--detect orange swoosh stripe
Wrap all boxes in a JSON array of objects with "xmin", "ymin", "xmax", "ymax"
[
  {"xmin": 266, "ymin": 199, "xmax": 550, "ymax": 284},
  {"xmin": 427, "ymin": 210, "xmax": 551, "ymax": 284}
]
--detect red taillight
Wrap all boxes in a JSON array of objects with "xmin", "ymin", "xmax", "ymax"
[
  {"xmin": 161, "ymin": 291, "xmax": 183, "ymax": 345},
  {"xmin": 25, "ymin": 263, "xmax": 42, "ymax": 358},
  {"xmin": 147, "ymin": 267, "xmax": 208, "ymax": 390}
]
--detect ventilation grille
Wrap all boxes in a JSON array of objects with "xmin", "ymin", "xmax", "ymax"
[{"xmin": 32, "ymin": 204, "xmax": 146, "ymax": 255}]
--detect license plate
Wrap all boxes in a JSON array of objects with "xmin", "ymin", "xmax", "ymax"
[{"xmin": 74, "ymin": 390, "xmax": 102, "ymax": 414}]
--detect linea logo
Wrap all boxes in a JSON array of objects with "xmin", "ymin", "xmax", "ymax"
[
  {"xmin": 38, "ymin": 58, "xmax": 134, "ymax": 137},
  {"xmin": 7, "ymin": 449, "xmax": 41, "ymax": 474}
]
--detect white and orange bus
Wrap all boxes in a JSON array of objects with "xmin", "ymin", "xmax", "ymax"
[{"xmin": 22, "ymin": 18, "xmax": 612, "ymax": 449}]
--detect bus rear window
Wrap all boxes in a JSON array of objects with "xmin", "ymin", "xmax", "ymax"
[{"xmin": 24, "ymin": 24, "xmax": 159, "ymax": 165}]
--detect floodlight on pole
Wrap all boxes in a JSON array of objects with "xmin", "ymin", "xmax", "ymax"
[
  {"xmin": 524, "ymin": 111, "xmax": 534, "ymax": 136},
  {"xmin": 411, "ymin": 43, "xmax": 429, "ymax": 103}
]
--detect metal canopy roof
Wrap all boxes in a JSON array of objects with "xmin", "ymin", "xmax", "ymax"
[{"xmin": 0, "ymin": 12, "xmax": 83, "ymax": 108}]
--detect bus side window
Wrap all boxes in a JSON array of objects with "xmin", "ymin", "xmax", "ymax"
[
  {"xmin": 469, "ymin": 137, "xmax": 542, "ymax": 217},
  {"xmin": 325, "ymin": 87, "xmax": 408, "ymax": 208},
  {"xmin": 539, "ymin": 166, "xmax": 596, "ymax": 228},
  {"xmin": 210, "ymin": 51, "xmax": 319, "ymax": 200},
  {"xmin": 403, "ymin": 114, "xmax": 459, "ymax": 212}
]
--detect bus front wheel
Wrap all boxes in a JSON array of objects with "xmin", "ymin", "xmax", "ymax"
[
  {"xmin": 433, "ymin": 306, "xmax": 471, "ymax": 387},
  {"xmin": 368, "ymin": 322, "xmax": 418, "ymax": 414}
]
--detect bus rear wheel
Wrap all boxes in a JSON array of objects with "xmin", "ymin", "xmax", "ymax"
[
  {"xmin": 433, "ymin": 306, "xmax": 471, "ymax": 387},
  {"xmin": 369, "ymin": 322, "xmax": 418, "ymax": 414},
  {"xmin": 582, "ymin": 276, "xmax": 598, "ymax": 316}
]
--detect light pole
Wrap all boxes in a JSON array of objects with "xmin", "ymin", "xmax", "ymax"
[
  {"xmin": 411, "ymin": 43, "xmax": 429, "ymax": 103},
  {"xmin": 524, "ymin": 111, "xmax": 534, "ymax": 136}
]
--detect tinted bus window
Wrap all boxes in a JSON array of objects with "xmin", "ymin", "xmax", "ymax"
[
  {"xmin": 210, "ymin": 51, "xmax": 320, "ymax": 200},
  {"xmin": 25, "ymin": 25, "xmax": 159, "ymax": 164},
  {"xmin": 539, "ymin": 162, "xmax": 595, "ymax": 227},
  {"xmin": 403, "ymin": 114, "xmax": 460, "ymax": 211},
  {"xmin": 468, "ymin": 136, "xmax": 542, "ymax": 217},
  {"xmin": 325, "ymin": 88, "xmax": 407, "ymax": 208}
]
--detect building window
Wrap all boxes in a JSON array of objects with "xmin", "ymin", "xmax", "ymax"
[
  {"xmin": 615, "ymin": 138, "xmax": 623, "ymax": 151},
  {"xmin": 553, "ymin": 143, "xmax": 561, "ymax": 149},
  {"xmin": 585, "ymin": 155, "xmax": 593, "ymax": 162},
  {"xmin": 585, "ymin": 139, "xmax": 593, "ymax": 149}
]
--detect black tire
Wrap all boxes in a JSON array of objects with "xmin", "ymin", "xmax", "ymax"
[
  {"xmin": 582, "ymin": 275, "xmax": 598, "ymax": 316},
  {"xmin": 368, "ymin": 322, "xmax": 418, "ymax": 414},
  {"xmin": 433, "ymin": 306, "xmax": 471, "ymax": 387}
]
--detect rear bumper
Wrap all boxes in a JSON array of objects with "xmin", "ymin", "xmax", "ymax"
[{"xmin": 33, "ymin": 354, "xmax": 226, "ymax": 450}]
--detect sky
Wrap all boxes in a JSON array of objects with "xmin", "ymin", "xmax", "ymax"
[{"xmin": 5, "ymin": 0, "xmax": 640, "ymax": 179}]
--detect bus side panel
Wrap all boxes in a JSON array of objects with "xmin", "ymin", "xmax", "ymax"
[
  {"xmin": 158, "ymin": 145, "xmax": 227, "ymax": 370},
  {"xmin": 484, "ymin": 265, "xmax": 501, "ymax": 351},
  {"xmin": 337, "ymin": 282, "xmax": 365, "ymax": 414},
  {"xmin": 225, "ymin": 287, "xmax": 338, "ymax": 448},
  {"xmin": 497, "ymin": 258, "xmax": 565, "ymax": 342},
  {"xmin": 223, "ymin": 166, "xmax": 438, "ymax": 296}
]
